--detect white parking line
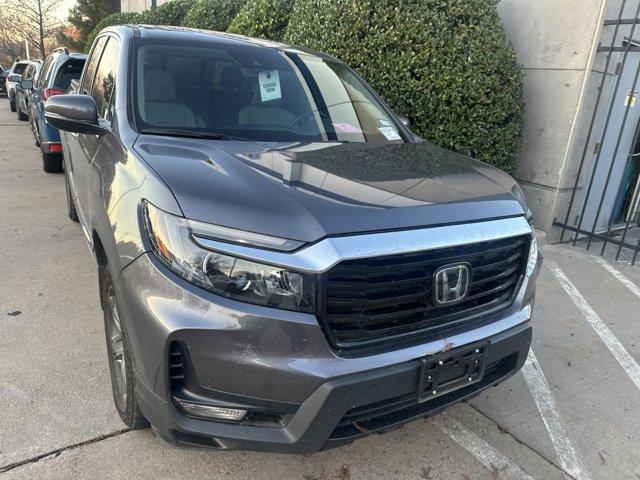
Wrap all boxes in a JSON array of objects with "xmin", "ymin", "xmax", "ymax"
[
  {"xmin": 548, "ymin": 261, "xmax": 640, "ymax": 389},
  {"xmin": 521, "ymin": 351, "xmax": 592, "ymax": 480},
  {"xmin": 593, "ymin": 256, "xmax": 640, "ymax": 300},
  {"xmin": 431, "ymin": 413, "xmax": 538, "ymax": 480}
]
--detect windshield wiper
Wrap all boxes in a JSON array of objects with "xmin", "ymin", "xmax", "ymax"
[{"xmin": 140, "ymin": 128, "xmax": 242, "ymax": 141}]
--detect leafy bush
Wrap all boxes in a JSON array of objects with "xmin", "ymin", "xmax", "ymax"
[
  {"xmin": 284, "ymin": 0, "xmax": 524, "ymax": 173},
  {"xmin": 84, "ymin": 11, "xmax": 141, "ymax": 52},
  {"xmin": 227, "ymin": 0, "xmax": 292, "ymax": 41},
  {"xmin": 181, "ymin": 0, "xmax": 245, "ymax": 31},
  {"xmin": 139, "ymin": 0, "xmax": 194, "ymax": 25}
]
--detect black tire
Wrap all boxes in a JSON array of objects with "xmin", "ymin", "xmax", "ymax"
[
  {"xmin": 9, "ymin": 97, "xmax": 16, "ymax": 112},
  {"xmin": 17, "ymin": 106, "xmax": 27, "ymax": 121},
  {"xmin": 42, "ymin": 150, "xmax": 63, "ymax": 173},
  {"xmin": 64, "ymin": 162, "xmax": 79, "ymax": 222},
  {"xmin": 101, "ymin": 267, "xmax": 149, "ymax": 430}
]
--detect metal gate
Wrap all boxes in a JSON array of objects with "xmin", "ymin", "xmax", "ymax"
[{"xmin": 555, "ymin": 1, "xmax": 640, "ymax": 265}]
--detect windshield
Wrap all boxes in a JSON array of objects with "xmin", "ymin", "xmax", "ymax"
[{"xmin": 134, "ymin": 41, "xmax": 405, "ymax": 143}]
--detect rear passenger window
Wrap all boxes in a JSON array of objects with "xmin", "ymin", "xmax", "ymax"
[
  {"xmin": 53, "ymin": 59, "xmax": 85, "ymax": 92},
  {"xmin": 91, "ymin": 37, "xmax": 119, "ymax": 119},
  {"xmin": 81, "ymin": 36, "xmax": 107, "ymax": 94}
]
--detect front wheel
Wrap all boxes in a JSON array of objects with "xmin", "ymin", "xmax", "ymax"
[
  {"xmin": 9, "ymin": 97, "xmax": 16, "ymax": 112},
  {"xmin": 101, "ymin": 267, "xmax": 149, "ymax": 430}
]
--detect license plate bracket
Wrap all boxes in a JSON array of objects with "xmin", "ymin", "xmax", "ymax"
[{"xmin": 418, "ymin": 343, "xmax": 488, "ymax": 403}]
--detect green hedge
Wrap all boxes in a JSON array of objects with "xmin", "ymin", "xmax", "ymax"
[
  {"xmin": 139, "ymin": 0, "xmax": 194, "ymax": 25},
  {"xmin": 84, "ymin": 11, "xmax": 141, "ymax": 53},
  {"xmin": 181, "ymin": 0, "xmax": 245, "ymax": 31},
  {"xmin": 227, "ymin": 0, "xmax": 292, "ymax": 41},
  {"xmin": 284, "ymin": 0, "xmax": 524, "ymax": 173}
]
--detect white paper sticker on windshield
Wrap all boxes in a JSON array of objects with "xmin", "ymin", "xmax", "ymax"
[
  {"xmin": 379, "ymin": 119, "xmax": 392, "ymax": 127},
  {"xmin": 378, "ymin": 126, "xmax": 401, "ymax": 140},
  {"xmin": 258, "ymin": 70, "xmax": 281, "ymax": 102}
]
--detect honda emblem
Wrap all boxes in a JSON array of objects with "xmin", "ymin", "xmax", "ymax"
[{"xmin": 433, "ymin": 263, "xmax": 472, "ymax": 305}]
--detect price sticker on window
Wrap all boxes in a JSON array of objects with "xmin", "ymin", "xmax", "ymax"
[
  {"xmin": 378, "ymin": 126, "xmax": 401, "ymax": 140},
  {"xmin": 259, "ymin": 70, "xmax": 282, "ymax": 102}
]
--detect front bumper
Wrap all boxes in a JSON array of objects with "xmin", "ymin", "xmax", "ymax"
[
  {"xmin": 137, "ymin": 320, "xmax": 530, "ymax": 452},
  {"xmin": 116, "ymin": 251, "xmax": 539, "ymax": 452}
]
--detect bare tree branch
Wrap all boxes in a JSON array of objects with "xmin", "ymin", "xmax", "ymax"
[{"xmin": 0, "ymin": 0, "xmax": 63, "ymax": 59}]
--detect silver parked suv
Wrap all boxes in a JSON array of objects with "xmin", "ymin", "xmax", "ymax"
[{"xmin": 45, "ymin": 25, "xmax": 541, "ymax": 452}]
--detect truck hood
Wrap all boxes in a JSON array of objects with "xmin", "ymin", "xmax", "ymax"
[{"xmin": 134, "ymin": 137, "xmax": 525, "ymax": 243}]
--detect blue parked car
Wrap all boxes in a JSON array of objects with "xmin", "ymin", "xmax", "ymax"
[
  {"xmin": 15, "ymin": 61, "xmax": 41, "ymax": 121},
  {"xmin": 28, "ymin": 47, "xmax": 87, "ymax": 172}
]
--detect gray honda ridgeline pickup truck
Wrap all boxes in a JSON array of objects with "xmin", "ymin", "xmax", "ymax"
[{"xmin": 44, "ymin": 25, "xmax": 541, "ymax": 452}]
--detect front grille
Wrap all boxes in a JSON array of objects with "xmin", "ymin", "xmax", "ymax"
[{"xmin": 321, "ymin": 234, "xmax": 530, "ymax": 349}]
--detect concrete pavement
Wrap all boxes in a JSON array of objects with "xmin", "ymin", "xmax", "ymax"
[{"xmin": 1, "ymin": 100, "xmax": 639, "ymax": 479}]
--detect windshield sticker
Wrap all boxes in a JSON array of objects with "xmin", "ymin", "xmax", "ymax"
[
  {"xmin": 378, "ymin": 119, "xmax": 392, "ymax": 127},
  {"xmin": 258, "ymin": 70, "xmax": 282, "ymax": 102},
  {"xmin": 378, "ymin": 126, "xmax": 401, "ymax": 141},
  {"xmin": 333, "ymin": 123, "xmax": 362, "ymax": 133}
]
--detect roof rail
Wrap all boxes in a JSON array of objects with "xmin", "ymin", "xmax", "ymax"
[{"xmin": 52, "ymin": 47, "xmax": 70, "ymax": 55}]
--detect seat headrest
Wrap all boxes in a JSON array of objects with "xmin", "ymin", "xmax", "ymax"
[
  {"xmin": 220, "ymin": 66, "xmax": 243, "ymax": 91},
  {"xmin": 145, "ymin": 69, "xmax": 176, "ymax": 103}
]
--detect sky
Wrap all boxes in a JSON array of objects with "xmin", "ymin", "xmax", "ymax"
[{"xmin": 58, "ymin": 0, "xmax": 76, "ymax": 20}]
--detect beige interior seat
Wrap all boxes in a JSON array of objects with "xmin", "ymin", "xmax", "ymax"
[{"xmin": 144, "ymin": 69, "xmax": 203, "ymax": 128}]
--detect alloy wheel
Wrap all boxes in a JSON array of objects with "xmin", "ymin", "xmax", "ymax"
[{"xmin": 107, "ymin": 287, "xmax": 127, "ymax": 406}]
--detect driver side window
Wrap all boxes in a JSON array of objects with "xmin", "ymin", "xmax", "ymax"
[
  {"xmin": 81, "ymin": 36, "xmax": 107, "ymax": 95},
  {"xmin": 90, "ymin": 37, "xmax": 119, "ymax": 121}
]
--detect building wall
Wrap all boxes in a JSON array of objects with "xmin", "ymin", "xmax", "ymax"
[
  {"xmin": 498, "ymin": 0, "xmax": 612, "ymax": 238},
  {"xmin": 121, "ymin": 0, "xmax": 170, "ymax": 13}
]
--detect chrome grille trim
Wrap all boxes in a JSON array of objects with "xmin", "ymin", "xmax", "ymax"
[{"xmin": 192, "ymin": 216, "xmax": 532, "ymax": 273}]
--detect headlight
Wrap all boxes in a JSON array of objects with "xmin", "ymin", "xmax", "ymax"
[{"xmin": 143, "ymin": 201, "xmax": 315, "ymax": 312}]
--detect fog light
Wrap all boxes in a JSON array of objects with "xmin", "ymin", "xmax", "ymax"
[{"xmin": 176, "ymin": 400, "xmax": 247, "ymax": 422}]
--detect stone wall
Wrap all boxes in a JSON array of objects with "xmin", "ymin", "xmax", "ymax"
[{"xmin": 498, "ymin": 0, "xmax": 612, "ymax": 238}]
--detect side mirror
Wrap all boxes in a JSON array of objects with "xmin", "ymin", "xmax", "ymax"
[
  {"xmin": 45, "ymin": 94, "xmax": 106, "ymax": 135},
  {"xmin": 396, "ymin": 115, "xmax": 410, "ymax": 128},
  {"xmin": 20, "ymin": 79, "xmax": 32, "ymax": 90},
  {"xmin": 8, "ymin": 73, "xmax": 21, "ymax": 83}
]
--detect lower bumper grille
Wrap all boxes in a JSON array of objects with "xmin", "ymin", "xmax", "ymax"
[
  {"xmin": 321, "ymin": 234, "xmax": 530, "ymax": 349},
  {"xmin": 329, "ymin": 353, "xmax": 518, "ymax": 440}
]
